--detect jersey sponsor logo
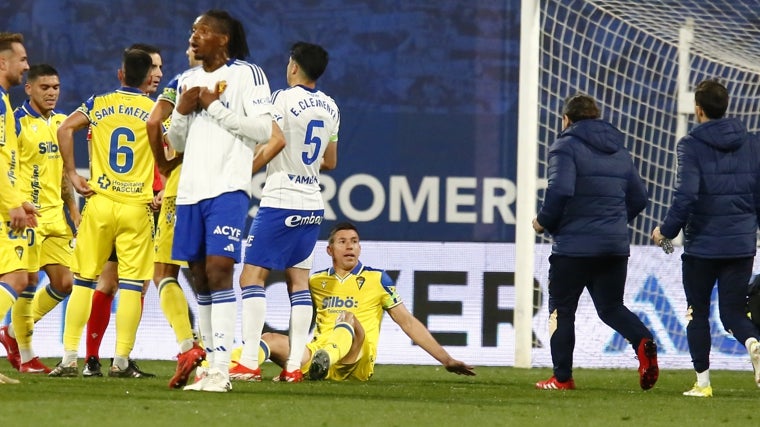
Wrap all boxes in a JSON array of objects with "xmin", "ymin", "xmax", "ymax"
[
  {"xmin": 287, "ymin": 174, "xmax": 319, "ymax": 185},
  {"xmin": 284, "ymin": 213, "xmax": 323, "ymax": 228},
  {"xmin": 321, "ymin": 296, "xmax": 358, "ymax": 309},
  {"xmin": 213, "ymin": 225, "xmax": 242, "ymax": 239},
  {"xmin": 38, "ymin": 141, "xmax": 59, "ymax": 154}
]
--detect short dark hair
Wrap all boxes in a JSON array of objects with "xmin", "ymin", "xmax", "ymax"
[
  {"xmin": 694, "ymin": 79, "xmax": 728, "ymax": 119},
  {"xmin": 128, "ymin": 43, "xmax": 160, "ymax": 55},
  {"xmin": 562, "ymin": 93, "xmax": 600, "ymax": 122},
  {"xmin": 122, "ymin": 48, "xmax": 153, "ymax": 87},
  {"xmin": 27, "ymin": 64, "xmax": 59, "ymax": 82},
  {"xmin": 0, "ymin": 32, "xmax": 24, "ymax": 52},
  {"xmin": 328, "ymin": 222, "xmax": 358, "ymax": 244},
  {"xmin": 203, "ymin": 9, "xmax": 249, "ymax": 60},
  {"xmin": 290, "ymin": 41, "xmax": 329, "ymax": 81}
]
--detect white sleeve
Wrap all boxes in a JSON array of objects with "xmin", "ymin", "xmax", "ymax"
[
  {"xmin": 167, "ymin": 110, "xmax": 190, "ymax": 152},
  {"xmin": 205, "ymin": 100, "xmax": 273, "ymax": 150}
]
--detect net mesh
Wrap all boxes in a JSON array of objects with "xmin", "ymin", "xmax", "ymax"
[{"xmin": 538, "ymin": 0, "xmax": 760, "ymax": 246}]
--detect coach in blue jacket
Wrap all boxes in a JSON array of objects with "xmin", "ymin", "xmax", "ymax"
[
  {"xmin": 652, "ymin": 80, "xmax": 760, "ymax": 398},
  {"xmin": 533, "ymin": 93, "xmax": 658, "ymax": 391}
]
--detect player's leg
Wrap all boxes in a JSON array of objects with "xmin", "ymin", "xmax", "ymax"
[
  {"xmin": 0, "ymin": 228, "xmax": 29, "ymax": 373},
  {"xmin": 308, "ymin": 311, "xmax": 364, "ymax": 381},
  {"xmin": 200, "ymin": 191, "xmax": 248, "ymax": 390},
  {"xmin": 52, "ymin": 195, "xmax": 114, "ymax": 377},
  {"xmin": 681, "ymin": 255, "xmax": 718, "ymax": 396},
  {"xmin": 261, "ymin": 332, "xmax": 292, "ymax": 369},
  {"xmin": 284, "ymin": 267, "xmax": 312, "ymax": 375},
  {"xmin": 32, "ymin": 211, "xmax": 74, "ymax": 322},
  {"xmin": 108, "ymin": 203, "xmax": 153, "ymax": 378},
  {"xmin": 236, "ymin": 208, "xmax": 276, "ymax": 378},
  {"xmin": 586, "ymin": 256, "xmax": 658, "ymax": 389},
  {"xmin": 715, "ymin": 257, "xmax": 760, "ymax": 387},
  {"xmin": 535, "ymin": 254, "xmax": 585, "ymax": 390},
  {"xmin": 85, "ymin": 258, "xmax": 118, "ymax": 372},
  {"xmin": 234, "ymin": 264, "xmax": 268, "ymax": 380}
]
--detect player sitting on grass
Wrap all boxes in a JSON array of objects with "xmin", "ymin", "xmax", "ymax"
[{"xmin": 236, "ymin": 222, "xmax": 475, "ymax": 381}]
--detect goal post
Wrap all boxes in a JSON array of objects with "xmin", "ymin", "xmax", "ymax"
[{"xmin": 515, "ymin": 0, "xmax": 760, "ymax": 367}]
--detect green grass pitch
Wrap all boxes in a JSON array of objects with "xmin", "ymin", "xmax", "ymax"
[{"xmin": 1, "ymin": 360, "xmax": 758, "ymax": 426}]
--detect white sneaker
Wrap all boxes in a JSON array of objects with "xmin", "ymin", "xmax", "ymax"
[
  {"xmin": 201, "ymin": 368, "xmax": 231, "ymax": 393},
  {"xmin": 0, "ymin": 372, "xmax": 20, "ymax": 384},
  {"xmin": 750, "ymin": 340, "xmax": 760, "ymax": 388}
]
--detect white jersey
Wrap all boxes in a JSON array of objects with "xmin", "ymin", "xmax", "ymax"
[
  {"xmin": 261, "ymin": 84, "xmax": 340, "ymax": 209},
  {"xmin": 168, "ymin": 59, "xmax": 273, "ymax": 205}
]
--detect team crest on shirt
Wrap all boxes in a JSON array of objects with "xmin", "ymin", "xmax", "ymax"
[
  {"xmin": 15, "ymin": 245, "xmax": 23, "ymax": 259},
  {"xmin": 31, "ymin": 124, "xmax": 38, "ymax": 132},
  {"xmin": 356, "ymin": 276, "xmax": 365, "ymax": 290},
  {"xmin": 320, "ymin": 280, "xmax": 327, "ymax": 289}
]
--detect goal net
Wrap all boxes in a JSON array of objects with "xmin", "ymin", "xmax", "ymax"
[
  {"xmin": 538, "ymin": 0, "xmax": 760, "ymax": 246},
  {"xmin": 519, "ymin": 0, "xmax": 760, "ymax": 369}
]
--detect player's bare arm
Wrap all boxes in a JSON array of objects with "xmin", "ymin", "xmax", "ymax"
[
  {"xmin": 388, "ymin": 303, "xmax": 476, "ymax": 376},
  {"xmin": 57, "ymin": 111, "xmax": 93, "ymax": 197},
  {"xmin": 251, "ymin": 122, "xmax": 286, "ymax": 173}
]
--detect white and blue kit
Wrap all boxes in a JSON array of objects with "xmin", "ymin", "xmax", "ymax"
[
  {"xmin": 168, "ymin": 59, "xmax": 274, "ymax": 262},
  {"xmin": 244, "ymin": 84, "xmax": 340, "ymax": 269}
]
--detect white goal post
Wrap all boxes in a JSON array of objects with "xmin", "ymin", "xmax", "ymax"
[{"xmin": 515, "ymin": 0, "xmax": 760, "ymax": 367}]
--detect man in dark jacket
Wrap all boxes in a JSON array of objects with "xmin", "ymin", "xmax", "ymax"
[
  {"xmin": 652, "ymin": 79, "xmax": 760, "ymax": 398},
  {"xmin": 533, "ymin": 93, "xmax": 658, "ymax": 391}
]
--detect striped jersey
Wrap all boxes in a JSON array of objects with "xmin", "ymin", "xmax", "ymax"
[
  {"xmin": 262, "ymin": 85, "xmax": 340, "ymax": 210},
  {"xmin": 77, "ymin": 86, "xmax": 155, "ymax": 205},
  {"xmin": 14, "ymin": 101, "xmax": 67, "ymax": 217},
  {"xmin": 169, "ymin": 59, "xmax": 272, "ymax": 204}
]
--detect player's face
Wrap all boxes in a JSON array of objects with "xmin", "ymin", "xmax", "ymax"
[
  {"xmin": 189, "ymin": 15, "xmax": 228, "ymax": 62},
  {"xmin": 141, "ymin": 52, "xmax": 163, "ymax": 95},
  {"xmin": 26, "ymin": 74, "xmax": 60, "ymax": 116},
  {"xmin": 328, "ymin": 229, "xmax": 361, "ymax": 271},
  {"xmin": 0, "ymin": 42, "xmax": 30, "ymax": 87}
]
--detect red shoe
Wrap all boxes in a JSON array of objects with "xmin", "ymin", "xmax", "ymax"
[
  {"xmin": 275, "ymin": 369, "xmax": 304, "ymax": 383},
  {"xmin": 637, "ymin": 338, "xmax": 659, "ymax": 390},
  {"xmin": 0, "ymin": 326, "xmax": 21, "ymax": 371},
  {"xmin": 20, "ymin": 357, "xmax": 52, "ymax": 374},
  {"xmin": 168, "ymin": 343, "xmax": 206, "ymax": 389},
  {"xmin": 229, "ymin": 362, "xmax": 262, "ymax": 382},
  {"xmin": 535, "ymin": 376, "xmax": 575, "ymax": 390}
]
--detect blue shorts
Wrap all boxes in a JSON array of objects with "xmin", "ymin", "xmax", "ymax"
[
  {"xmin": 243, "ymin": 207, "xmax": 324, "ymax": 270},
  {"xmin": 173, "ymin": 191, "xmax": 249, "ymax": 263}
]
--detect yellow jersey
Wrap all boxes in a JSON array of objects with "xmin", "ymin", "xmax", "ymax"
[
  {"xmin": 0, "ymin": 87, "xmax": 20, "ymax": 189},
  {"xmin": 78, "ymin": 87, "xmax": 155, "ymax": 205},
  {"xmin": 309, "ymin": 262, "xmax": 402, "ymax": 359},
  {"xmin": 14, "ymin": 101, "xmax": 68, "ymax": 218}
]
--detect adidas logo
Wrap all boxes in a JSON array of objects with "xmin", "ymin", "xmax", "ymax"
[{"xmin": 224, "ymin": 244, "xmax": 235, "ymax": 252}]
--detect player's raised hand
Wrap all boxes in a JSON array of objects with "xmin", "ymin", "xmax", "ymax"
[
  {"xmin": 444, "ymin": 359, "xmax": 476, "ymax": 376},
  {"xmin": 198, "ymin": 82, "xmax": 223, "ymax": 109}
]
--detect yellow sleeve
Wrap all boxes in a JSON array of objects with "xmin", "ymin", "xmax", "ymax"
[{"xmin": 0, "ymin": 160, "xmax": 24, "ymax": 211}]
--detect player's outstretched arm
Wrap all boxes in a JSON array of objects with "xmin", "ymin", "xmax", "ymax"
[{"xmin": 388, "ymin": 303, "xmax": 476, "ymax": 376}]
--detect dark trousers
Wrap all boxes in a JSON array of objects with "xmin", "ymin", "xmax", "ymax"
[
  {"xmin": 682, "ymin": 255, "xmax": 757, "ymax": 373},
  {"xmin": 547, "ymin": 255, "xmax": 652, "ymax": 381}
]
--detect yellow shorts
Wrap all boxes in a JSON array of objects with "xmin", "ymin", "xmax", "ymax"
[
  {"xmin": 154, "ymin": 196, "xmax": 185, "ymax": 266},
  {"xmin": 28, "ymin": 209, "xmax": 74, "ymax": 273},
  {"xmin": 305, "ymin": 336, "xmax": 376, "ymax": 381},
  {"xmin": 0, "ymin": 221, "xmax": 29, "ymax": 276},
  {"xmin": 71, "ymin": 194, "xmax": 154, "ymax": 281}
]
